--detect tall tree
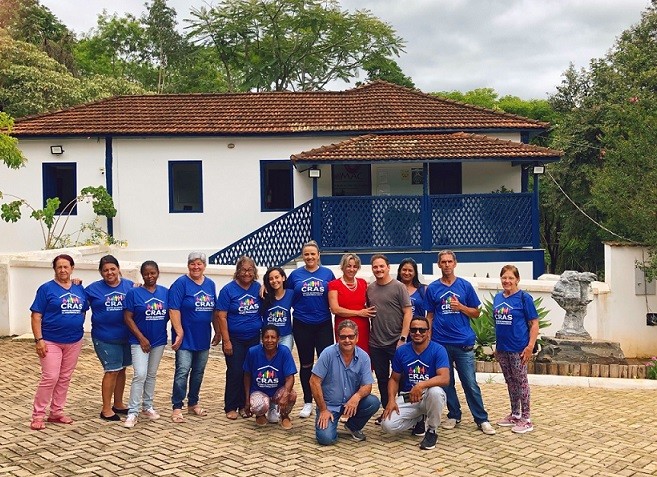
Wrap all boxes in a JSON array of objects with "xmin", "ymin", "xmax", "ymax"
[{"xmin": 186, "ymin": 0, "xmax": 405, "ymax": 91}]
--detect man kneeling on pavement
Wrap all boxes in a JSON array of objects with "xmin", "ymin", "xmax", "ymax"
[{"xmin": 381, "ymin": 316, "xmax": 449, "ymax": 450}]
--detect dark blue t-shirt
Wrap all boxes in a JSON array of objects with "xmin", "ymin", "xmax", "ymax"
[
  {"xmin": 426, "ymin": 277, "xmax": 481, "ymax": 346},
  {"xmin": 262, "ymin": 289, "xmax": 294, "ymax": 336},
  {"xmin": 243, "ymin": 344, "xmax": 298, "ymax": 397},
  {"xmin": 287, "ymin": 266, "xmax": 334, "ymax": 325},
  {"xmin": 86, "ymin": 278, "xmax": 134, "ymax": 342},
  {"xmin": 493, "ymin": 290, "xmax": 538, "ymax": 353},
  {"xmin": 125, "ymin": 285, "xmax": 169, "ymax": 347},
  {"xmin": 216, "ymin": 280, "xmax": 262, "ymax": 341},
  {"xmin": 169, "ymin": 275, "xmax": 216, "ymax": 351},
  {"xmin": 392, "ymin": 341, "xmax": 449, "ymax": 392},
  {"xmin": 31, "ymin": 280, "xmax": 89, "ymax": 343}
]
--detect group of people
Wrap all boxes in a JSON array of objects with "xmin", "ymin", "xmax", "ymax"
[{"xmin": 28, "ymin": 245, "xmax": 538, "ymax": 450}]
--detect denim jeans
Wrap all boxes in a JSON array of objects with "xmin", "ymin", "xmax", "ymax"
[
  {"xmin": 172, "ymin": 349, "xmax": 210, "ymax": 410},
  {"xmin": 442, "ymin": 343, "xmax": 489, "ymax": 424},
  {"xmin": 128, "ymin": 344, "xmax": 165, "ymax": 415},
  {"xmin": 315, "ymin": 394, "xmax": 381, "ymax": 445},
  {"xmin": 224, "ymin": 335, "xmax": 260, "ymax": 412}
]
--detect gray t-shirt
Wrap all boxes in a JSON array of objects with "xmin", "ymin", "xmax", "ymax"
[{"xmin": 366, "ymin": 279, "xmax": 411, "ymax": 348}]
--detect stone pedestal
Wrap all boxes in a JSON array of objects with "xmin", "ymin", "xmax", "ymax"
[{"xmin": 536, "ymin": 336, "xmax": 627, "ymax": 365}]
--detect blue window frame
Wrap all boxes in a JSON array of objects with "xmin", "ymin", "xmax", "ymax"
[
  {"xmin": 43, "ymin": 162, "xmax": 77, "ymax": 215},
  {"xmin": 169, "ymin": 161, "xmax": 203, "ymax": 213},
  {"xmin": 260, "ymin": 160, "xmax": 293, "ymax": 211}
]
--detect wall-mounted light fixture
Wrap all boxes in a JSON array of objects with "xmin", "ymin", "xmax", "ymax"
[
  {"xmin": 533, "ymin": 165, "xmax": 545, "ymax": 174},
  {"xmin": 308, "ymin": 168, "xmax": 321, "ymax": 178},
  {"xmin": 227, "ymin": 143, "xmax": 235, "ymax": 149},
  {"xmin": 50, "ymin": 145, "xmax": 64, "ymax": 155}
]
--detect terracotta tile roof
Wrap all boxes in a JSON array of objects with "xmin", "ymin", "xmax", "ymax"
[
  {"xmin": 290, "ymin": 132, "xmax": 562, "ymax": 163},
  {"xmin": 13, "ymin": 81, "xmax": 548, "ymax": 137}
]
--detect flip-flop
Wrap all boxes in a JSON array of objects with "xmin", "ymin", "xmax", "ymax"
[
  {"xmin": 255, "ymin": 415, "xmax": 268, "ymax": 426},
  {"xmin": 280, "ymin": 417, "xmax": 293, "ymax": 430},
  {"xmin": 47, "ymin": 415, "xmax": 73, "ymax": 424},
  {"xmin": 30, "ymin": 418, "xmax": 45, "ymax": 430},
  {"xmin": 238, "ymin": 408, "xmax": 249, "ymax": 419},
  {"xmin": 226, "ymin": 410, "xmax": 239, "ymax": 420},
  {"xmin": 171, "ymin": 410, "xmax": 185, "ymax": 423},
  {"xmin": 188, "ymin": 406, "xmax": 207, "ymax": 417},
  {"xmin": 112, "ymin": 406, "xmax": 129, "ymax": 415}
]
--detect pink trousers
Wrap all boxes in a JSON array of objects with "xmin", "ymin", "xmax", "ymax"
[{"xmin": 32, "ymin": 339, "xmax": 83, "ymax": 419}]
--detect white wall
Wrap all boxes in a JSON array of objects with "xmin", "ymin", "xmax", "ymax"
[
  {"xmin": 0, "ymin": 138, "xmax": 106, "ymax": 252},
  {"xmin": 462, "ymin": 162, "xmax": 522, "ymax": 194}
]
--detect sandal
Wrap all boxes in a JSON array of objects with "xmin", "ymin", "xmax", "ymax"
[
  {"xmin": 171, "ymin": 409, "xmax": 185, "ymax": 423},
  {"xmin": 188, "ymin": 405, "xmax": 207, "ymax": 417},
  {"xmin": 30, "ymin": 418, "xmax": 45, "ymax": 430},
  {"xmin": 238, "ymin": 408, "xmax": 249, "ymax": 419},
  {"xmin": 226, "ymin": 410, "xmax": 239, "ymax": 420},
  {"xmin": 280, "ymin": 417, "xmax": 293, "ymax": 430},
  {"xmin": 255, "ymin": 415, "xmax": 268, "ymax": 426},
  {"xmin": 47, "ymin": 414, "xmax": 73, "ymax": 424}
]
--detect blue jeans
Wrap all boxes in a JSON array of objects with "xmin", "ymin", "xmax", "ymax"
[
  {"xmin": 172, "ymin": 349, "xmax": 210, "ymax": 410},
  {"xmin": 442, "ymin": 343, "xmax": 489, "ymax": 424},
  {"xmin": 128, "ymin": 344, "xmax": 165, "ymax": 415},
  {"xmin": 224, "ymin": 335, "xmax": 260, "ymax": 412},
  {"xmin": 315, "ymin": 394, "xmax": 381, "ymax": 445}
]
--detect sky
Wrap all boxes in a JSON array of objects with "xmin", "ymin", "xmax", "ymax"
[{"xmin": 40, "ymin": 0, "xmax": 651, "ymax": 99}]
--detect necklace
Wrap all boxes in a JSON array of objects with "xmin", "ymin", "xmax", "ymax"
[{"xmin": 341, "ymin": 277, "xmax": 357, "ymax": 291}]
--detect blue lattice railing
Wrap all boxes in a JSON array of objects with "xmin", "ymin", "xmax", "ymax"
[
  {"xmin": 209, "ymin": 200, "xmax": 312, "ymax": 266},
  {"xmin": 210, "ymin": 193, "xmax": 533, "ymax": 267}
]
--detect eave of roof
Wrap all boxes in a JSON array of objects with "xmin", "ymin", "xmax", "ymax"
[
  {"xmin": 12, "ymin": 81, "xmax": 549, "ymax": 137},
  {"xmin": 290, "ymin": 132, "xmax": 562, "ymax": 164}
]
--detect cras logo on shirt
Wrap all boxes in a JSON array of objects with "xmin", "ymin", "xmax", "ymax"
[
  {"xmin": 238, "ymin": 294, "xmax": 259, "ymax": 314},
  {"xmin": 301, "ymin": 278, "xmax": 325, "ymax": 296},
  {"xmin": 59, "ymin": 292, "xmax": 84, "ymax": 314},
  {"xmin": 494, "ymin": 302, "xmax": 514, "ymax": 325},
  {"xmin": 144, "ymin": 298, "xmax": 167, "ymax": 319},
  {"xmin": 439, "ymin": 291, "xmax": 460, "ymax": 314},
  {"xmin": 255, "ymin": 365, "xmax": 280, "ymax": 388},
  {"xmin": 266, "ymin": 306, "xmax": 289, "ymax": 326},
  {"xmin": 194, "ymin": 291, "xmax": 215, "ymax": 311},
  {"xmin": 406, "ymin": 359, "xmax": 430, "ymax": 385},
  {"xmin": 104, "ymin": 291, "xmax": 126, "ymax": 312}
]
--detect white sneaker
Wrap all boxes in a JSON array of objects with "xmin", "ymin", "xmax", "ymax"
[
  {"xmin": 299, "ymin": 403, "xmax": 313, "ymax": 418},
  {"xmin": 141, "ymin": 408, "xmax": 160, "ymax": 420},
  {"xmin": 441, "ymin": 418, "xmax": 460, "ymax": 430},
  {"xmin": 479, "ymin": 421, "xmax": 496, "ymax": 435},
  {"xmin": 267, "ymin": 405, "xmax": 280, "ymax": 423},
  {"xmin": 124, "ymin": 414, "xmax": 138, "ymax": 428}
]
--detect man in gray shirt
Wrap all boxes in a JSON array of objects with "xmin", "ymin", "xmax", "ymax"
[{"xmin": 366, "ymin": 254, "xmax": 412, "ymax": 423}]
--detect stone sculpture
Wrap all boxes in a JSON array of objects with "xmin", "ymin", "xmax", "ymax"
[{"xmin": 551, "ymin": 270, "xmax": 597, "ymax": 339}]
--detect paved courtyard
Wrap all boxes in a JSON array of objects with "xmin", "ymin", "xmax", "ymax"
[{"xmin": 0, "ymin": 337, "xmax": 655, "ymax": 477}]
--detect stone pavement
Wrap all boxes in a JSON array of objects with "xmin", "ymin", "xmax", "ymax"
[{"xmin": 1, "ymin": 337, "xmax": 656, "ymax": 477}]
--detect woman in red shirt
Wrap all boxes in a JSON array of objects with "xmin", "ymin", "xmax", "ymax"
[{"xmin": 327, "ymin": 253, "xmax": 376, "ymax": 355}]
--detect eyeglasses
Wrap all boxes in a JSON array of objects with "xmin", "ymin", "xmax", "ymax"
[
  {"xmin": 239, "ymin": 268, "xmax": 255, "ymax": 273},
  {"xmin": 410, "ymin": 327, "xmax": 429, "ymax": 334},
  {"xmin": 338, "ymin": 334, "xmax": 356, "ymax": 340}
]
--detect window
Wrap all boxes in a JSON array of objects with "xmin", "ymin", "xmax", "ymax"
[
  {"xmin": 169, "ymin": 161, "xmax": 203, "ymax": 213},
  {"xmin": 429, "ymin": 163, "xmax": 462, "ymax": 194},
  {"xmin": 43, "ymin": 163, "xmax": 77, "ymax": 215},
  {"xmin": 261, "ymin": 161, "xmax": 293, "ymax": 211}
]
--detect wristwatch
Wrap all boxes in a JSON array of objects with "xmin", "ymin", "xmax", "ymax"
[
  {"xmin": 34, "ymin": 337, "xmax": 43, "ymax": 343},
  {"xmin": 399, "ymin": 336, "xmax": 406, "ymax": 342}
]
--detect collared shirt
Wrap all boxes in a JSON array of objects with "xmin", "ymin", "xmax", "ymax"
[{"xmin": 312, "ymin": 343, "xmax": 374, "ymax": 412}]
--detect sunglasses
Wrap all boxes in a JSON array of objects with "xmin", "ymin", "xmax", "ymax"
[
  {"xmin": 338, "ymin": 334, "xmax": 357, "ymax": 340},
  {"xmin": 410, "ymin": 327, "xmax": 429, "ymax": 334}
]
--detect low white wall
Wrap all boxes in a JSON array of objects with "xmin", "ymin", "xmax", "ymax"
[{"xmin": 2, "ymin": 244, "xmax": 655, "ymax": 359}]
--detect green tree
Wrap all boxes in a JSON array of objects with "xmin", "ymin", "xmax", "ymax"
[
  {"xmin": 359, "ymin": 53, "xmax": 414, "ymax": 88},
  {"xmin": 186, "ymin": 0, "xmax": 405, "ymax": 91},
  {"xmin": 0, "ymin": 112, "xmax": 27, "ymax": 169}
]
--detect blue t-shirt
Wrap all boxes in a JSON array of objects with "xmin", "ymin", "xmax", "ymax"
[
  {"xmin": 86, "ymin": 278, "xmax": 134, "ymax": 342},
  {"xmin": 392, "ymin": 341, "xmax": 450, "ymax": 393},
  {"xmin": 30, "ymin": 280, "xmax": 89, "ymax": 344},
  {"xmin": 311, "ymin": 344, "xmax": 373, "ymax": 412},
  {"xmin": 125, "ymin": 285, "xmax": 169, "ymax": 347},
  {"xmin": 493, "ymin": 290, "xmax": 538, "ymax": 353},
  {"xmin": 262, "ymin": 289, "xmax": 294, "ymax": 336},
  {"xmin": 169, "ymin": 275, "xmax": 216, "ymax": 351},
  {"xmin": 287, "ymin": 266, "xmax": 335, "ymax": 325},
  {"xmin": 243, "ymin": 344, "xmax": 298, "ymax": 397},
  {"xmin": 410, "ymin": 286, "xmax": 427, "ymax": 317},
  {"xmin": 216, "ymin": 280, "xmax": 262, "ymax": 341},
  {"xmin": 426, "ymin": 277, "xmax": 481, "ymax": 346}
]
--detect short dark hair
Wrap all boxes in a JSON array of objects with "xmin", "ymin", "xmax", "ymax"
[
  {"xmin": 261, "ymin": 324, "xmax": 280, "ymax": 338},
  {"xmin": 98, "ymin": 254, "xmax": 120, "ymax": 271},
  {"xmin": 370, "ymin": 254, "xmax": 389, "ymax": 266},
  {"xmin": 410, "ymin": 316, "xmax": 430, "ymax": 328},
  {"xmin": 140, "ymin": 260, "xmax": 159, "ymax": 275},
  {"xmin": 337, "ymin": 319, "xmax": 358, "ymax": 335},
  {"xmin": 52, "ymin": 254, "xmax": 74, "ymax": 269}
]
